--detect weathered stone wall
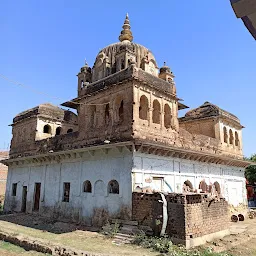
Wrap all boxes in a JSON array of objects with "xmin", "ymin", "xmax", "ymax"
[
  {"xmin": 4, "ymin": 148, "xmax": 133, "ymax": 225},
  {"xmin": 0, "ymin": 151, "xmax": 8, "ymax": 196},
  {"xmin": 132, "ymin": 192, "xmax": 230, "ymax": 245}
]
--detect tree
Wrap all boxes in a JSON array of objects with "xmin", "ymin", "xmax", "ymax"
[{"xmin": 245, "ymin": 154, "xmax": 256, "ymax": 184}]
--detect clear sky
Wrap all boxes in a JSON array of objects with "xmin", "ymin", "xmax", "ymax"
[{"xmin": 0, "ymin": 1, "xmax": 255, "ymax": 157}]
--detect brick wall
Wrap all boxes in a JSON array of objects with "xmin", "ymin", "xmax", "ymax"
[
  {"xmin": 0, "ymin": 151, "xmax": 8, "ymax": 196},
  {"xmin": 132, "ymin": 192, "xmax": 230, "ymax": 243}
]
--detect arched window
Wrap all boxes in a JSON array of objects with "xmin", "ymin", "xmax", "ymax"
[
  {"xmin": 199, "ymin": 180, "xmax": 207, "ymax": 193},
  {"xmin": 235, "ymin": 131, "xmax": 239, "ymax": 147},
  {"xmin": 152, "ymin": 100, "xmax": 161, "ymax": 124},
  {"xmin": 90, "ymin": 105, "xmax": 96, "ymax": 128},
  {"xmin": 213, "ymin": 181, "xmax": 221, "ymax": 195},
  {"xmin": 223, "ymin": 127, "xmax": 228, "ymax": 143},
  {"xmin": 184, "ymin": 180, "xmax": 193, "ymax": 190},
  {"xmin": 139, "ymin": 95, "xmax": 149, "ymax": 120},
  {"xmin": 56, "ymin": 127, "xmax": 61, "ymax": 136},
  {"xmin": 229, "ymin": 129, "xmax": 234, "ymax": 145},
  {"xmin": 108, "ymin": 180, "xmax": 119, "ymax": 194},
  {"xmin": 43, "ymin": 124, "xmax": 51, "ymax": 134},
  {"xmin": 164, "ymin": 104, "xmax": 172, "ymax": 129},
  {"xmin": 105, "ymin": 103, "xmax": 110, "ymax": 124},
  {"xmin": 83, "ymin": 180, "xmax": 92, "ymax": 193},
  {"xmin": 81, "ymin": 80, "xmax": 84, "ymax": 88},
  {"xmin": 119, "ymin": 100, "xmax": 124, "ymax": 123},
  {"xmin": 121, "ymin": 59, "xmax": 125, "ymax": 70},
  {"xmin": 67, "ymin": 128, "xmax": 73, "ymax": 133}
]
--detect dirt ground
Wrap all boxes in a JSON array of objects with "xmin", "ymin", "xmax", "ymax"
[{"xmin": 0, "ymin": 213, "xmax": 256, "ymax": 255}]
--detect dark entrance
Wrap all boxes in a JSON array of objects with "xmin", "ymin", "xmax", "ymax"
[
  {"xmin": 33, "ymin": 183, "xmax": 41, "ymax": 211},
  {"xmin": 21, "ymin": 186, "xmax": 27, "ymax": 212}
]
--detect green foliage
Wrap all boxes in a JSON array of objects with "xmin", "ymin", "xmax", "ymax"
[
  {"xmin": 102, "ymin": 221, "xmax": 120, "ymax": 238},
  {"xmin": 245, "ymin": 154, "xmax": 256, "ymax": 184},
  {"xmin": 132, "ymin": 233, "xmax": 231, "ymax": 256}
]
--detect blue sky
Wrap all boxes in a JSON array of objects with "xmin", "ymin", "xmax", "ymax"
[{"xmin": 0, "ymin": 1, "xmax": 255, "ymax": 157}]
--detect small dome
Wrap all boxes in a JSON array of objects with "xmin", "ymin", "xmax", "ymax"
[
  {"xmin": 160, "ymin": 62, "xmax": 172, "ymax": 74},
  {"xmin": 184, "ymin": 101, "xmax": 240, "ymax": 123}
]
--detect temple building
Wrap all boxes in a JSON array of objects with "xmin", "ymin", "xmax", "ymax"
[{"xmin": 1, "ymin": 15, "xmax": 250, "ymax": 240}]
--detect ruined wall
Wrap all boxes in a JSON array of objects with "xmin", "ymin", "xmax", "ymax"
[
  {"xmin": 132, "ymin": 192, "xmax": 230, "ymax": 246},
  {"xmin": 4, "ymin": 149, "xmax": 133, "ymax": 225},
  {"xmin": 179, "ymin": 118, "xmax": 216, "ymax": 139},
  {"xmin": 132, "ymin": 152, "xmax": 247, "ymax": 207}
]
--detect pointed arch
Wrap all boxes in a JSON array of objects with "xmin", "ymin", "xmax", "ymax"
[
  {"xmin": 223, "ymin": 126, "xmax": 228, "ymax": 143},
  {"xmin": 43, "ymin": 124, "xmax": 51, "ymax": 134},
  {"xmin": 235, "ymin": 131, "xmax": 239, "ymax": 147},
  {"xmin": 152, "ymin": 99, "xmax": 161, "ymax": 124},
  {"xmin": 139, "ymin": 95, "xmax": 149, "ymax": 120},
  {"xmin": 164, "ymin": 104, "xmax": 172, "ymax": 129},
  {"xmin": 229, "ymin": 129, "xmax": 234, "ymax": 145}
]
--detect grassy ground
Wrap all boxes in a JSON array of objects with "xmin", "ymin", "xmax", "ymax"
[
  {"xmin": 0, "ymin": 240, "xmax": 49, "ymax": 256},
  {"xmin": 0, "ymin": 214, "xmax": 255, "ymax": 256}
]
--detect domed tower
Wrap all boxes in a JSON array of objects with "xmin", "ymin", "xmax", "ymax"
[{"xmin": 62, "ymin": 14, "xmax": 186, "ymax": 145}]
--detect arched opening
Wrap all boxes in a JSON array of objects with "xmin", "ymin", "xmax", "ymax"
[
  {"xmin": 213, "ymin": 181, "xmax": 221, "ymax": 195},
  {"xmin": 235, "ymin": 131, "xmax": 239, "ymax": 147},
  {"xmin": 119, "ymin": 100, "xmax": 124, "ymax": 123},
  {"xmin": 139, "ymin": 95, "xmax": 149, "ymax": 120},
  {"xmin": 199, "ymin": 180, "xmax": 208, "ymax": 193},
  {"xmin": 108, "ymin": 180, "xmax": 119, "ymax": 194},
  {"xmin": 90, "ymin": 105, "xmax": 96, "ymax": 128},
  {"xmin": 83, "ymin": 180, "xmax": 92, "ymax": 193},
  {"xmin": 56, "ymin": 127, "xmax": 61, "ymax": 136},
  {"xmin": 152, "ymin": 100, "xmax": 161, "ymax": 124},
  {"xmin": 121, "ymin": 59, "xmax": 125, "ymax": 70},
  {"xmin": 164, "ymin": 104, "xmax": 172, "ymax": 129},
  {"xmin": 105, "ymin": 103, "xmax": 110, "ymax": 124},
  {"xmin": 223, "ymin": 127, "xmax": 228, "ymax": 143},
  {"xmin": 43, "ymin": 124, "xmax": 51, "ymax": 134},
  {"xmin": 184, "ymin": 180, "xmax": 193, "ymax": 190},
  {"xmin": 183, "ymin": 180, "xmax": 193, "ymax": 193},
  {"xmin": 80, "ymin": 80, "xmax": 84, "ymax": 88},
  {"xmin": 67, "ymin": 129, "xmax": 73, "ymax": 133},
  {"xmin": 229, "ymin": 129, "xmax": 234, "ymax": 145}
]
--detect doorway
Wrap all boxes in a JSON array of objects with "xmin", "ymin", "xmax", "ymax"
[
  {"xmin": 33, "ymin": 183, "xmax": 41, "ymax": 211},
  {"xmin": 21, "ymin": 186, "xmax": 27, "ymax": 212}
]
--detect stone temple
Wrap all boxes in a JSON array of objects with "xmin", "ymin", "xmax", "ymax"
[{"xmin": 1, "ymin": 14, "xmax": 250, "ymax": 246}]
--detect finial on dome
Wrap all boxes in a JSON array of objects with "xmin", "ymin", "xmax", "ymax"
[
  {"xmin": 119, "ymin": 13, "xmax": 133, "ymax": 42},
  {"xmin": 84, "ymin": 59, "xmax": 88, "ymax": 66}
]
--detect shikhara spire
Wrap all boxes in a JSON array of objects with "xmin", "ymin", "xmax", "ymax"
[{"xmin": 119, "ymin": 13, "xmax": 133, "ymax": 42}]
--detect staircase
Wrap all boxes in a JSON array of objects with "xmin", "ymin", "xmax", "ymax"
[{"xmin": 103, "ymin": 219, "xmax": 153, "ymax": 245}]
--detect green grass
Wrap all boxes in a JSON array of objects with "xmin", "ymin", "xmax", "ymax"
[{"xmin": 0, "ymin": 240, "xmax": 50, "ymax": 255}]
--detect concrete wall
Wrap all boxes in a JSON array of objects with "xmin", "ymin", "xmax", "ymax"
[
  {"xmin": 4, "ymin": 150, "xmax": 133, "ymax": 225},
  {"xmin": 132, "ymin": 152, "xmax": 247, "ymax": 207}
]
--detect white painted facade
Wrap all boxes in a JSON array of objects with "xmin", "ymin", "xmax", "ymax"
[
  {"xmin": 4, "ymin": 149, "xmax": 133, "ymax": 224},
  {"xmin": 4, "ymin": 146, "xmax": 247, "ymax": 224},
  {"xmin": 133, "ymin": 153, "xmax": 247, "ymax": 207}
]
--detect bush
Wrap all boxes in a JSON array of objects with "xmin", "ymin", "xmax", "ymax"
[{"xmin": 132, "ymin": 233, "xmax": 231, "ymax": 256}]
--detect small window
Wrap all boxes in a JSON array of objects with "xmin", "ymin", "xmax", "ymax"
[
  {"xmin": 43, "ymin": 124, "xmax": 51, "ymax": 134},
  {"xmin": 56, "ymin": 127, "xmax": 61, "ymax": 136},
  {"xmin": 12, "ymin": 183, "xmax": 17, "ymax": 196},
  {"xmin": 63, "ymin": 182, "xmax": 70, "ymax": 202},
  {"xmin": 83, "ymin": 180, "xmax": 92, "ymax": 193},
  {"xmin": 67, "ymin": 128, "xmax": 73, "ymax": 133},
  {"xmin": 108, "ymin": 180, "xmax": 119, "ymax": 194}
]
